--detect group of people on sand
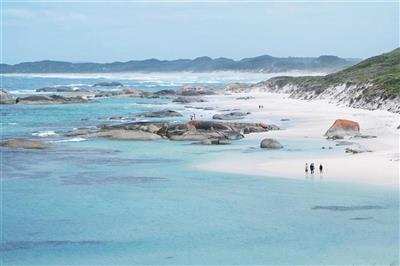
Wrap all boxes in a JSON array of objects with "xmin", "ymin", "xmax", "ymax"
[
  {"xmin": 258, "ymin": 105, "xmax": 264, "ymax": 109},
  {"xmin": 305, "ymin": 163, "xmax": 323, "ymax": 174}
]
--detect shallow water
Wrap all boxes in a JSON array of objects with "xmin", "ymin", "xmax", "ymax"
[{"xmin": 1, "ymin": 74, "xmax": 399, "ymax": 265}]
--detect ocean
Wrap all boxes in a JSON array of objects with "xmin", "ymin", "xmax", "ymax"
[{"xmin": 1, "ymin": 73, "xmax": 398, "ymax": 265}]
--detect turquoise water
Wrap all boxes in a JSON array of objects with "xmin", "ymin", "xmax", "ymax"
[{"xmin": 1, "ymin": 74, "xmax": 399, "ymax": 265}]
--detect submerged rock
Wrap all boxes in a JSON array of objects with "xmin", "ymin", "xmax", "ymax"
[
  {"xmin": 325, "ymin": 119, "xmax": 360, "ymax": 138},
  {"xmin": 260, "ymin": 138, "xmax": 283, "ymax": 149},
  {"xmin": 0, "ymin": 90, "xmax": 15, "ymax": 104},
  {"xmin": 212, "ymin": 112, "xmax": 250, "ymax": 120},
  {"xmin": 0, "ymin": 139, "xmax": 49, "ymax": 149}
]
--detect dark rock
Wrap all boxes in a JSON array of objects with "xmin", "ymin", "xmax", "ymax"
[
  {"xmin": 353, "ymin": 134, "xmax": 377, "ymax": 139},
  {"xmin": 236, "ymin": 96, "xmax": 255, "ymax": 100},
  {"xmin": 212, "ymin": 111, "xmax": 250, "ymax": 120},
  {"xmin": 200, "ymin": 138, "xmax": 230, "ymax": 145},
  {"xmin": 345, "ymin": 147, "xmax": 371, "ymax": 154},
  {"xmin": 260, "ymin": 138, "xmax": 283, "ymax": 149},
  {"xmin": 138, "ymin": 110, "xmax": 183, "ymax": 118},
  {"xmin": 93, "ymin": 81, "xmax": 123, "ymax": 87},
  {"xmin": 335, "ymin": 141, "xmax": 355, "ymax": 146},
  {"xmin": 154, "ymin": 89, "xmax": 176, "ymax": 96},
  {"xmin": 172, "ymin": 96, "xmax": 206, "ymax": 103},
  {"xmin": 312, "ymin": 205, "xmax": 384, "ymax": 211}
]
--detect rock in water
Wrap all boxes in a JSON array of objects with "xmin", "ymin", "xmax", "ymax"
[
  {"xmin": 0, "ymin": 139, "xmax": 49, "ymax": 149},
  {"xmin": 0, "ymin": 90, "xmax": 15, "ymax": 104},
  {"xmin": 93, "ymin": 81, "xmax": 123, "ymax": 87},
  {"xmin": 16, "ymin": 95, "xmax": 88, "ymax": 104},
  {"xmin": 138, "ymin": 110, "xmax": 183, "ymax": 118},
  {"xmin": 98, "ymin": 129, "xmax": 162, "ymax": 140},
  {"xmin": 325, "ymin": 119, "xmax": 360, "ymax": 138},
  {"xmin": 260, "ymin": 138, "xmax": 283, "ymax": 149}
]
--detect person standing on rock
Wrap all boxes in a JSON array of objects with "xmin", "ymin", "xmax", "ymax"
[{"xmin": 310, "ymin": 163, "xmax": 315, "ymax": 174}]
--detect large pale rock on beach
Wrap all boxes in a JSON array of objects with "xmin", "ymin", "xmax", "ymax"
[
  {"xmin": 0, "ymin": 90, "xmax": 16, "ymax": 104},
  {"xmin": 0, "ymin": 139, "xmax": 49, "ymax": 149},
  {"xmin": 325, "ymin": 119, "xmax": 360, "ymax": 138},
  {"xmin": 98, "ymin": 129, "xmax": 162, "ymax": 140},
  {"xmin": 260, "ymin": 138, "xmax": 283, "ymax": 149}
]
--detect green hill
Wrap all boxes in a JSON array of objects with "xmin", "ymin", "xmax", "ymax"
[{"xmin": 268, "ymin": 48, "xmax": 400, "ymax": 96}]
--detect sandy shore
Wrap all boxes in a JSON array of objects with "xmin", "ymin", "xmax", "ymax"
[{"xmin": 194, "ymin": 91, "xmax": 399, "ymax": 187}]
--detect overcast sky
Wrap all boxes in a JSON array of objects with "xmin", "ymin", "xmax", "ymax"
[{"xmin": 2, "ymin": 1, "xmax": 399, "ymax": 64}]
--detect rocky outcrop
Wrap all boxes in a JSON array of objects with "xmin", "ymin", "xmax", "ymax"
[
  {"xmin": 212, "ymin": 111, "xmax": 250, "ymax": 120},
  {"xmin": 93, "ymin": 81, "xmax": 123, "ymax": 87},
  {"xmin": 260, "ymin": 138, "xmax": 283, "ymax": 149},
  {"xmin": 66, "ymin": 120, "xmax": 278, "ymax": 143},
  {"xmin": 0, "ymin": 90, "xmax": 15, "ymax": 104},
  {"xmin": 325, "ymin": 119, "xmax": 360, "ymax": 138},
  {"xmin": 172, "ymin": 96, "xmax": 206, "ymax": 104},
  {"xmin": 138, "ymin": 110, "xmax": 183, "ymax": 118},
  {"xmin": 153, "ymin": 89, "xmax": 176, "ymax": 96},
  {"xmin": 176, "ymin": 86, "xmax": 216, "ymax": 96},
  {"xmin": 15, "ymin": 95, "xmax": 88, "ymax": 104},
  {"xmin": 94, "ymin": 88, "xmax": 147, "ymax": 98},
  {"xmin": 0, "ymin": 139, "xmax": 49, "ymax": 149},
  {"xmin": 98, "ymin": 129, "xmax": 162, "ymax": 140},
  {"xmin": 36, "ymin": 86, "xmax": 90, "ymax": 92}
]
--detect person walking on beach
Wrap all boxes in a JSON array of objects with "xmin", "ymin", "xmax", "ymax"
[
  {"xmin": 305, "ymin": 163, "xmax": 308, "ymax": 174},
  {"xmin": 310, "ymin": 163, "xmax": 315, "ymax": 174},
  {"xmin": 319, "ymin": 164, "xmax": 323, "ymax": 174}
]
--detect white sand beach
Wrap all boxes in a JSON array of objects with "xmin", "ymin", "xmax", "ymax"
[{"xmin": 195, "ymin": 92, "xmax": 400, "ymax": 187}]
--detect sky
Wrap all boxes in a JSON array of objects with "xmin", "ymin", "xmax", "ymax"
[{"xmin": 1, "ymin": 1, "xmax": 399, "ymax": 64}]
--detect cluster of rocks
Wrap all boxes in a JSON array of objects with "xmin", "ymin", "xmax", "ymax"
[
  {"xmin": 1, "ymin": 90, "xmax": 89, "ymax": 105},
  {"xmin": 65, "ymin": 120, "xmax": 279, "ymax": 145},
  {"xmin": 1, "ymin": 86, "xmax": 220, "ymax": 105}
]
